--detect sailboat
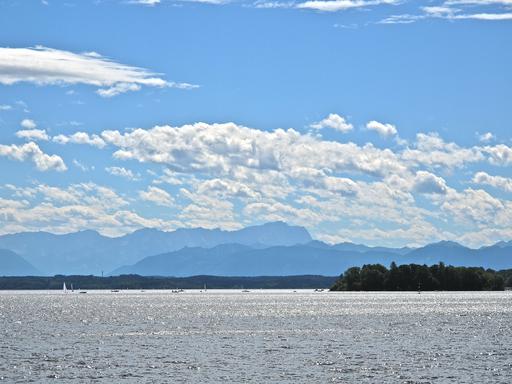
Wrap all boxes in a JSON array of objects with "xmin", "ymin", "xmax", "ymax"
[{"xmin": 63, "ymin": 282, "xmax": 67, "ymax": 293}]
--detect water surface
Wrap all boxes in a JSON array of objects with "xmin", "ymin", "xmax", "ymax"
[{"xmin": 1, "ymin": 290, "xmax": 512, "ymax": 383}]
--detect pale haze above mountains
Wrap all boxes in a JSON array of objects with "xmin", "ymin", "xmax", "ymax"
[{"xmin": 0, "ymin": 222, "xmax": 511, "ymax": 277}]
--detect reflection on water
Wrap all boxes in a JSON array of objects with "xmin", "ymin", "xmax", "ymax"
[{"xmin": 1, "ymin": 290, "xmax": 512, "ymax": 383}]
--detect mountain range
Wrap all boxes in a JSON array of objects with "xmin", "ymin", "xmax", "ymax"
[
  {"xmin": 0, "ymin": 249, "xmax": 40, "ymax": 276},
  {"xmin": 0, "ymin": 222, "xmax": 511, "ymax": 276}
]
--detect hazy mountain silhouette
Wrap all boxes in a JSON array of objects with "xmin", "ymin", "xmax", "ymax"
[
  {"xmin": 0, "ymin": 249, "xmax": 40, "ymax": 276},
  {"xmin": 112, "ymin": 240, "xmax": 512, "ymax": 277},
  {"xmin": 1, "ymin": 222, "xmax": 511, "ymax": 276},
  {"xmin": 112, "ymin": 244, "xmax": 401, "ymax": 276},
  {"xmin": 405, "ymin": 241, "xmax": 512, "ymax": 270},
  {"xmin": 0, "ymin": 222, "xmax": 312, "ymax": 275}
]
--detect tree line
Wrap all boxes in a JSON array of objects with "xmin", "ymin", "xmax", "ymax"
[
  {"xmin": 0, "ymin": 274, "xmax": 337, "ymax": 290},
  {"xmin": 331, "ymin": 262, "xmax": 509, "ymax": 291}
]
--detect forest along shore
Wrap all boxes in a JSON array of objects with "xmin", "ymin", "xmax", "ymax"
[
  {"xmin": 331, "ymin": 262, "xmax": 511, "ymax": 291},
  {"xmin": 0, "ymin": 275, "xmax": 337, "ymax": 290}
]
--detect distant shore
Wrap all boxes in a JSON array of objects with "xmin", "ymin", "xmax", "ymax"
[
  {"xmin": 331, "ymin": 262, "xmax": 512, "ymax": 291},
  {"xmin": 0, "ymin": 274, "xmax": 338, "ymax": 290}
]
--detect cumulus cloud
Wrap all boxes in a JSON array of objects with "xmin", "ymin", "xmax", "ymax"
[
  {"xmin": 441, "ymin": 188, "xmax": 506, "ymax": 226},
  {"xmin": 482, "ymin": 144, "xmax": 512, "ymax": 166},
  {"xmin": 0, "ymin": 182, "xmax": 181, "ymax": 236},
  {"xmin": 472, "ymin": 171, "xmax": 512, "ymax": 193},
  {"xmin": 412, "ymin": 171, "xmax": 448, "ymax": 194},
  {"xmin": 3, "ymin": 116, "xmax": 512, "ymax": 247},
  {"xmin": 310, "ymin": 113, "xmax": 353, "ymax": 133},
  {"xmin": 0, "ymin": 142, "xmax": 66, "ymax": 171},
  {"xmin": 402, "ymin": 132, "xmax": 483, "ymax": 169},
  {"xmin": 100, "ymin": 122, "xmax": 404, "ymax": 177},
  {"xmin": 197, "ymin": 178, "xmax": 261, "ymax": 199},
  {"xmin": 16, "ymin": 129, "xmax": 49, "ymax": 141},
  {"xmin": 478, "ymin": 132, "xmax": 495, "ymax": 143},
  {"xmin": 139, "ymin": 186, "xmax": 174, "ymax": 207},
  {"xmin": 53, "ymin": 132, "xmax": 106, "ymax": 148},
  {"xmin": 0, "ymin": 104, "xmax": 12, "ymax": 111},
  {"xmin": 0, "ymin": 46, "xmax": 198, "ymax": 97},
  {"xmin": 106, "ymin": 166, "xmax": 139, "ymax": 180},
  {"xmin": 366, "ymin": 120, "xmax": 397, "ymax": 137},
  {"xmin": 20, "ymin": 119, "xmax": 36, "ymax": 129}
]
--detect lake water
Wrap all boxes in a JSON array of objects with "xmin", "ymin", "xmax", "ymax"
[{"xmin": 1, "ymin": 290, "xmax": 512, "ymax": 383}]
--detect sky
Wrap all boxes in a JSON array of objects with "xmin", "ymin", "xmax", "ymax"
[{"xmin": 0, "ymin": 0, "xmax": 511, "ymax": 247}]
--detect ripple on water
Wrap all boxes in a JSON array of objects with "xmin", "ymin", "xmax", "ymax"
[{"xmin": 1, "ymin": 291, "xmax": 512, "ymax": 383}]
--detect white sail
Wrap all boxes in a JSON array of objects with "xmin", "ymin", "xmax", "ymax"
[{"xmin": 63, "ymin": 282, "xmax": 67, "ymax": 293}]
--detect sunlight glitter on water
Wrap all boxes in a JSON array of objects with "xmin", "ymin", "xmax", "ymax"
[{"xmin": 1, "ymin": 291, "xmax": 512, "ymax": 383}]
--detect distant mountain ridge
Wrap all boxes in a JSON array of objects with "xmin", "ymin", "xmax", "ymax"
[
  {"xmin": 0, "ymin": 222, "xmax": 511, "ymax": 276},
  {"xmin": 0, "ymin": 249, "xmax": 40, "ymax": 276},
  {"xmin": 111, "ymin": 244, "xmax": 401, "ymax": 276},
  {"xmin": 0, "ymin": 222, "xmax": 312, "ymax": 275},
  {"xmin": 112, "ymin": 240, "xmax": 512, "ymax": 277}
]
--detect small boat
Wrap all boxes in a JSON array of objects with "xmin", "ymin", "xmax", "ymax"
[
  {"xmin": 314, "ymin": 289, "xmax": 324, "ymax": 292},
  {"xmin": 63, "ymin": 282, "xmax": 67, "ymax": 293},
  {"xmin": 111, "ymin": 290, "xmax": 119, "ymax": 293},
  {"xmin": 79, "ymin": 291, "xmax": 87, "ymax": 294}
]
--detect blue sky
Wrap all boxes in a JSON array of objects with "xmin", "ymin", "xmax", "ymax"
[{"xmin": 0, "ymin": 0, "xmax": 511, "ymax": 247}]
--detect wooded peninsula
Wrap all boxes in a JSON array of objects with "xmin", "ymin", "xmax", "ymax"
[{"xmin": 330, "ymin": 262, "xmax": 512, "ymax": 291}]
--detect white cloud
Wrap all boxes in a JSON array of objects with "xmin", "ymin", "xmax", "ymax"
[
  {"xmin": 296, "ymin": 0, "xmax": 397, "ymax": 12},
  {"xmin": 381, "ymin": 2, "xmax": 512, "ymax": 24},
  {"xmin": 441, "ymin": 188, "xmax": 506, "ymax": 226},
  {"xmin": 0, "ymin": 182, "xmax": 180, "ymax": 237},
  {"xmin": 482, "ymin": 144, "xmax": 512, "ymax": 166},
  {"xmin": 0, "ymin": 142, "xmax": 66, "ymax": 171},
  {"xmin": 379, "ymin": 14, "xmax": 425, "ymax": 24},
  {"xmin": 453, "ymin": 12, "xmax": 512, "ymax": 20},
  {"xmin": 412, "ymin": 171, "xmax": 448, "ymax": 195},
  {"xmin": 93, "ymin": 121, "xmax": 512, "ymax": 246},
  {"xmin": 0, "ymin": 46, "xmax": 198, "ymax": 97},
  {"xmin": 20, "ymin": 119, "xmax": 36, "ymax": 129},
  {"xmin": 422, "ymin": 6, "xmax": 456, "ymax": 16},
  {"xmin": 16, "ymin": 129, "xmax": 49, "ymax": 141},
  {"xmin": 178, "ymin": 188, "xmax": 240, "ymax": 229},
  {"xmin": 402, "ymin": 132, "xmax": 483, "ymax": 169},
  {"xmin": 101, "ymin": 122, "xmax": 404, "ymax": 178},
  {"xmin": 3, "ymin": 116, "xmax": 512, "ymax": 247},
  {"xmin": 130, "ymin": 0, "xmax": 161, "ymax": 4},
  {"xmin": 254, "ymin": 1, "xmax": 295, "ymax": 8},
  {"xmin": 53, "ymin": 132, "xmax": 106, "ymax": 148},
  {"xmin": 0, "ymin": 104, "xmax": 12, "ymax": 111},
  {"xmin": 472, "ymin": 171, "xmax": 512, "ymax": 193},
  {"xmin": 197, "ymin": 178, "xmax": 261, "ymax": 199},
  {"xmin": 446, "ymin": 0, "xmax": 512, "ymax": 4},
  {"xmin": 310, "ymin": 113, "xmax": 353, "ymax": 133},
  {"xmin": 139, "ymin": 186, "xmax": 174, "ymax": 207},
  {"xmin": 106, "ymin": 166, "xmax": 139, "ymax": 180},
  {"xmin": 73, "ymin": 159, "xmax": 94, "ymax": 172},
  {"xmin": 478, "ymin": 132, "xmax": 495, "ymax": 143},
  {"xmin": 366, "ymin": 120, "xmax": 397, "ymax": 137}
]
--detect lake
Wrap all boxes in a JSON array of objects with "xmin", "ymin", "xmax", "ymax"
[{"xmin": 1, "ymin": 290, "xmax": 512, "ymax": 383}]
